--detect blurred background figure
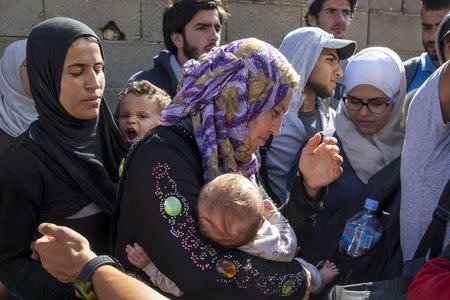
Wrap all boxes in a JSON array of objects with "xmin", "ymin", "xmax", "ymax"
[{"xmin": 0, "ymin": 39, "xmax": 36, "ymax": 154}]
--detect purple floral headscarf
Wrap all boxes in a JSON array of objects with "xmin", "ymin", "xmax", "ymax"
[{"xmin": 160, "ymin": 38, "xmax": 299, "ymax": 183}]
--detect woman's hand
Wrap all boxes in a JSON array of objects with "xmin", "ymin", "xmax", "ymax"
[{"xmin": 299, "ymin": 133, "xmax": 343, "ymax": 198}]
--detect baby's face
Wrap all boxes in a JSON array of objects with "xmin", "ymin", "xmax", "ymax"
[{"xmin": 119, "ymin": 94, "xmax": 160, "ymax": 145}]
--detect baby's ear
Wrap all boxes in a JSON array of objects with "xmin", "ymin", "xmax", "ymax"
[
  {"xmin": 262, "ymin": 199, "xmax": 277, "ymax": 220},
  {"xmin": 262, "ymin": 199, "xmax": 275, "ymax": 210}
]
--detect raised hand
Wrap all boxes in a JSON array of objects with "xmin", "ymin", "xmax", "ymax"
[{"xmin": 298, "ymin": 133, "xmax": 343, "ymax": 194}]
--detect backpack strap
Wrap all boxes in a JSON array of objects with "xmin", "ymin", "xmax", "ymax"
[
  {"xmin": 414, "ymin": 179, "xmax": 450, "ymax": 259},
  {"xmin": 404, "ymin": 57, "xmax": 420, "ymax": 89}
]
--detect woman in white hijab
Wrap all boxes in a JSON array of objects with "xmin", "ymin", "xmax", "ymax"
[
  {"xmin": 336, "ymin": 46, "xmax": 406, "ymax": 184},
  {"xmin": 0, "ymin": 39, "xmax": 36, "ymax": 153},
  {"xmin": 282, "ymin": 47, "xmax": 406, "ymax": 282}
]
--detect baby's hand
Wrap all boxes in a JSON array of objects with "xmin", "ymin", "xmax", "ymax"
[{"xmin": 125, "ymin": 242, "xmax": 151, "ymax": 268}]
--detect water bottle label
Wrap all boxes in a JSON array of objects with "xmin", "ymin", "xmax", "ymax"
[
  {"xmin": 340, "ymin": 222, "xmax": 376, "ymax": 256},
  {"xmin": 341, "ymin": 223, "xmax": 355, "ymax": 247},
  {"xmin": 363, "ymin": 234, "xmax": 374, "ymax": 249}
]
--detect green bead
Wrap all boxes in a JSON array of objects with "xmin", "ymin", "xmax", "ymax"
[
  {"xmin": 164, "ymin": 196, "xmax": 182, "ymax": 216},
  {"xmin": 281, "ymin": 279, "xmax": 295, "ymax": 295}
]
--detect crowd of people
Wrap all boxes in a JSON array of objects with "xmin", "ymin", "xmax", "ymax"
[{"xmin": 0, "ymin": 0, "xmax": 449, "ymax": 299}]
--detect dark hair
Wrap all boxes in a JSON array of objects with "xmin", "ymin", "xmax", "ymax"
[
  {"xmin": 421, "ymin": 0, "xmax": 450, "ymax": 11},
  {"xmin": 305, "ymin": 0, "xmax": 358, "ymax": 25},
  {"xmin": 163, "ymin": 0, "xmax": 228, "ymax": 54},
  {"xmin": 118, "ymin": 80, "xmax": 171, "ymax": 113}
]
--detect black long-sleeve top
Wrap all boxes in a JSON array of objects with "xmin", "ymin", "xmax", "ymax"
[{"xmin": 0, "ymin": 134, "xmax": 111, "ymax": 300}]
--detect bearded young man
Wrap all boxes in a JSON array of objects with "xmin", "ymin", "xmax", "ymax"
[
  {"xmin": 304, "ymin": 0, "xmax": 358, "ymax": 108},
  {"xmin": 405, "ymin": 0, "xmax": 450, "ymax": 92},
  {"xmin": 129, "ymin": 0, "xmax": 228, "ymax": 98}
]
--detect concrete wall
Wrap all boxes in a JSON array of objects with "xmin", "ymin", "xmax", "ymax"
[{"xmin": 0, "ymin": 0, "xmax": 424, "ymax": 109}]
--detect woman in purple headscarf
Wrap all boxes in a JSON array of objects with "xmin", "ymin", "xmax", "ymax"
[{"xmin": 108, "ymin": 38, "xmax": 343, "ymax": 299}]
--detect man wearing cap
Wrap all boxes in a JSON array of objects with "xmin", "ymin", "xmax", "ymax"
[
  {"xmin": 437, "ymin": 11, "xmax": 450, "ymax": 64},
  {"xmin": 261, "ymin": 27, "xmax": 356, "ymax": 205},
  {"xmin": 304, "ymin": 0, "xmax": 358, "ymax": 108},
  {"xmin": 405, "ymin": 0, "xmax": 450, "ymax": 93}
]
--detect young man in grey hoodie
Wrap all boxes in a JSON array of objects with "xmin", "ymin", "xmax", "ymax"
[
  {"xmin": 305, "ymin": 0, "xmax": 358, "ymax": 108},
  {"xmin": 262, "ymin": 27, "xmax": 356, "ymax": 205}
]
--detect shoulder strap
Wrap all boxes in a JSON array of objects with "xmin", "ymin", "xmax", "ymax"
[
  {"xmin": 404, "ymin": 57, "xmax": 420, "ymax": 89},
  {"xmin": 414, "ymin": 179, "xmax": 450, "ymax": 259}
]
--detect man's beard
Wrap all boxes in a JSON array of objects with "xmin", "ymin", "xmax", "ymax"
[
  {"xmin": 423, "ymin": 41, "xmax": 439, "ymax": 63},
  {"xmin": 182, "ymin": 32, "xmax": 201, "ymax": 60},
  {"xmin": 183, "ymin": 40, "xmax": 201, "ymax": 60},
  {"xmin": 305, "ymin": 78, "xmax": 333, "ymax": 99}
]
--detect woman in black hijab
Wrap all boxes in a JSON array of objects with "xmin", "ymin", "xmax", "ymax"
[{"xmin": 0, "ymin": 17, "xmax": 127, "ymax": 299}]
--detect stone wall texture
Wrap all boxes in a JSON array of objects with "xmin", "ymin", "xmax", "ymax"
[{"xmin": 0, "ymin": 0, "xmax": 425, "ymax": 109}]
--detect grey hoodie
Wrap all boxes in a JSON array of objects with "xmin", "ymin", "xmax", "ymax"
[
  {"xmin": 265, "ymin": 27, "xmax": 338, "ymax": 204},
  {"xmin": 437, "ymin": 12, "xmax": 450, "ymax": 65}
]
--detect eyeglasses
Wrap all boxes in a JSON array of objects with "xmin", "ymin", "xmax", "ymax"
[
  {"xmin": 320, "ymin": 8, "xmax": 352, "ymax": 20},
  {"xmin": 343, "ymin": 93, "xmax": 397, "ymax": 114}
]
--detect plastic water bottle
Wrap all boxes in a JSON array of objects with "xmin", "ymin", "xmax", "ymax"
[{"xmin": 339, "ymin": 198, "xmax": 382, "ymax": 257}]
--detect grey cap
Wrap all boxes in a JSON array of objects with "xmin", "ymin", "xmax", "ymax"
[
  {"xmin": 324, "ymin": 37, "xmax": 357, "ymax": 60},
  {"xmin": 307, "ymin": 0, "xmax": 315, "ymax": 8}
]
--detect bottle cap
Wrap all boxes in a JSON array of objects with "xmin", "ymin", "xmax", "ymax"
[{"xmin": 364, "ymin": 198, "xmax": 379, "ymax": 211}]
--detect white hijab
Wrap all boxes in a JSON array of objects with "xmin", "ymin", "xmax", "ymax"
[
  {"xmin": 0, "ymin": 39, "xmax": 37, "ymax": 137},
  {"xmin": 335, "ymin": 47, "xmax": 406, "ymax": 183}
]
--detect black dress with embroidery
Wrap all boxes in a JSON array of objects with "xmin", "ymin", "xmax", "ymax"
[{"xmin": 112, "ymin": 122, "xmax": 307, "ymax": 299}]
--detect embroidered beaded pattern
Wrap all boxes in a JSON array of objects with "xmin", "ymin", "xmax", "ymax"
[{"xmin": 153, "ymin": 162, "xmax": 305, "ymax": 295}]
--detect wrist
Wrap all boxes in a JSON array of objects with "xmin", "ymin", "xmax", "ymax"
[
  {"xmin": 302, "ymin": 178, "xmax": 320, "ymax": 199},
  {"xmin": 77, "ymin": 252, "xmax": 98, "ymax": 276},
  {"xmin": 74, "ymin": 255, "xmax": 123, "ymax": 300}
]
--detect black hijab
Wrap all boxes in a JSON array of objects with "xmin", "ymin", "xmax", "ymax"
[{"xmin": 27, "ymin": 17, "xmax": 128, "ymax": 216}]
